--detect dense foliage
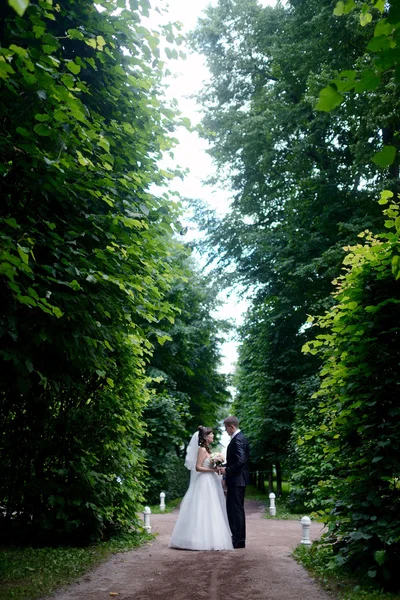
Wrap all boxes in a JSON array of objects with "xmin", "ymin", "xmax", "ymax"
[
  {"xmin": 294, "ymin": 1, "xmax": 400, "ymax": 589},
  {"xmin": 193, "ymin": 0, "xmax": 400, "ymax": 588},
  {"xmin": 301, "ymin": 195, "xmax": 400, "ymax": 586},
  {"xmin": 143, "ymin": 259, "xmax": 230, "ymax": 503},
  {"xmin": 192, "ymin": 0, "xmax": 386, "ymax": 475},
  {"xmin": 0, "ymin": 0, "xmax": 188, "ymax": 544}
]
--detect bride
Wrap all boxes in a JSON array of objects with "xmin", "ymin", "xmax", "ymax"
[{"xmin": 169, "ymin": 426, "xmax": 233, "ymax": 551}]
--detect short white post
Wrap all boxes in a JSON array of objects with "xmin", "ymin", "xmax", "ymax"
[
  {"xmin": 143, "ymin": 506, "xmax": 151, "ymax": 533},
  {"xmin": 301, "ymin": 516, "xmax": 312, "ymax": 545},
  {"xmin": 269, "ymin": 492, "xmax": 276, "ymax": 516},
  {"xmin": 159, "ymin": 491, "xmax": 166, "ymax": 512}
]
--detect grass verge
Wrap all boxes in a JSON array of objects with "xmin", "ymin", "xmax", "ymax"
[
  {"xmin": 294, "ymin": 543, "xmax": 400, "ymax": 600},
  {"xmin": 144, "ymin": 496, "xmax": 182, "ymax": 514},
  {"xmin": 245, "ymin": 485, "xmax": 304, "ymax": 520},
  {"xmin": 0, "ymin": 531, "xmax": 151, "ymax": 600}
]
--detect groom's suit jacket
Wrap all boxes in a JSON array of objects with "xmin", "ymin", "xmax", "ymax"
[{"xmin": 225, "ymin": 431, "xmax": 250, "ymax": 487}]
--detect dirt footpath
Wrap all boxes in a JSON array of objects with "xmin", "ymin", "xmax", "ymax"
[{"xmin": 48, "ymin": 500, "xmax": 333, "ymax": 600}]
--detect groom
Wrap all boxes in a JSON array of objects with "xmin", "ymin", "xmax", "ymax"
[{"xmin": 220, "ymin": 415, "xmax": 250, "ymax": 549}]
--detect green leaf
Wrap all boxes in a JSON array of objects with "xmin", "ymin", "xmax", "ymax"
[
  {"xmin": 384, "ymin": 220, "xmax": 395, "ymax": 228},
  {"xmin": 34, "ymin": 123, "xmax": 52, "ymax": 136},
  {"xmin": 76, "ymin": 151, "xmax": 89, "ymax": 166},
  {"xmin": 0, "ymin": 58, "xmax": 15, "ymax": 79},
  {"xmin": 96, "ymin": 35, "xmax": 106, "ymax": 50},
  {"xmin": 333, "ymin": 0, "xmax": 355, "ymax": 16},
  {"xmin": 354, "ymin": 69, "xmax": 380, "ymax": 93},
  {"xmin": 17, "ymin": 246, "xmax": 29, "ymax": 265},
  {"xmin": 367, "ymin": 36, "xmax": 391, "ymax": 52},
  {"xmin": 66, "ymin": 60, "xmax": 81, "ymax": 75},
  {"xmin": 392, "ymin": 255, "xmax": 400, "ymax": 280},
  {"xmin": 35, "ymin": 113, "xmax": 50, "ymax": 122},
  {"xmin": 5, "ymin": 218, "xmax": 19, "ymax": 228},
  {"xmin": 67, "ymin": 29, "xmax": 85, "ymax": 41},
  {"xmin": 374, "ymin": 550, "xmax": 386, "ymax": 566},
  {"xmin": 374, "ymin": 19, "xmax": 392, "ymax": 37},
  {"xmin": 8, "ymin": 0, "xmax": 29, "ymax": 17},
  {"xmin": 9, "ymin": 44, "xmax": 28, "ymax": 58},
  {"xmin": 378, "ymin": 189, "xmax": 394, "ymax": 204},
  {"xmin": 374, "ymin": 0, "xmax": 385, "ymax": 12},
  {"xmin": 98, "ymin": 136, "xmax": 110, "ymax": 152},
  {"xmin": 372, "ymin": 455, "xmax": 383, "ymax": 463},
  {"xmin": 333, "ymin": 1, "xmax": 344, "ymax": 16},
  {"xmin": 316, "ymin": 85, "xmax": 344, "ymax": 112},
  {"xmin": 68, "ymin": 279, "xmax": 82, "ymax": 291},
  {"xmin": 16, "ymin": 127, "xmax": 31, "ymax": 137},
  {"xmin": 33, "ymin": 25, "xmax": 46, "ymax": 38},
  {"xmin": 360, "ymin": 12, "xmax": 373, "ymax": 27},
  {"xmin": 372, "ymin": 145, "xmax": 396, "ymax": 167},
  {"xmin": 52, "ymin": 307, "xmax": 63, "ymax": 318},
  {"xmin": 18, "ymin": 295, "xmax": 37, "ymax": 307},
  {"xmin": 156, "ymin": 335, "xmax": 170, "ymax": 345},
  {"xmin": 27, "ymin": 287, "xmax": 39, "ymax": 300},
  {"xmin": 343, "ymin": 0, "xmax": 356, "ymax": 14}
]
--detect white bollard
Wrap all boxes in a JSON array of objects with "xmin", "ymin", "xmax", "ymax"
[
  {"xmin": 159, "ymin": 491, "xmax": 166, "ymax": 512},
  {"xmin": 269, "ymin": 492, "xmax": 276, "ymax": 516},
  {"xmin": 301, "ymin": 516, "xmax": 312, "ymax": 545},
  {"xmin": 143, "ymin": 506, "xmax": 151, "ymax": 533}
]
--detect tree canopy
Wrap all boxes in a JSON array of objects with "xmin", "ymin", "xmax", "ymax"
[
  {"xmin": 193, "ymin": 0, "xmax": 400, "ymax": 588},
  {"xmin": 192, "ymin": 0, "xmax": 388, "ymax": 472}
]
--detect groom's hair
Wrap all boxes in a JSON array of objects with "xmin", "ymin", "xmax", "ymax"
[{"xmin": 224, "ymin": 415, "xmax": 239, "ymax": 428}]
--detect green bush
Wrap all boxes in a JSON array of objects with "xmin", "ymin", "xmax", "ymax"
[
  {"xmin": 164, "ymin": 453, "xmax": 190, "ymax": 501},
  {"xmin": 301, "ymin": 195, "xmax": 400, "ymax": 590},
  {"xmin": 144, "ymin": 451, "xmax": 189, "ymax": 506}
]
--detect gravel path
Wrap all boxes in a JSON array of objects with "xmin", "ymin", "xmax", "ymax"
[{"xmin": 48, "ymin": 500, "xmax": 333, "ymax": 600}]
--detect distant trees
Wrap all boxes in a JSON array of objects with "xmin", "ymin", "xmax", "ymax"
[{"xmin": 143, "ymin": 256, "xmax": 230, "ymax": 504}]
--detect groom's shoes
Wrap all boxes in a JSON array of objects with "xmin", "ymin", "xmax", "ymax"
[{"xmin": 233, "ymin": 542, "xmax": 246, "ymax": 549}]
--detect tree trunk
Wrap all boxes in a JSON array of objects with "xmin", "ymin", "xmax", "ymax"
[
  {"xmin": 268, "ymin": 464, "xmax": 273, "ymax": 494},
  {"xmin": 257, "ymin": 470, "xmax": 265, "ymax": 493},
  {"xmin": 250, "ymin": 469, "xmax": 257, "ymax": 486},
  {"xmin": 276, "ymin": 462, "xmax": 282, "ymax": 497}
]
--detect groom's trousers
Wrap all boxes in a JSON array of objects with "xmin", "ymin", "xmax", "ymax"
[{"xmin": 227, "ymin": 485, "xmax": 246, "ymax": 547}]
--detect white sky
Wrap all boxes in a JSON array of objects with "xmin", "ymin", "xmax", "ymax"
[{"xmin": 149, "ymin": 0, "xmax": 276, "ymax": 374}]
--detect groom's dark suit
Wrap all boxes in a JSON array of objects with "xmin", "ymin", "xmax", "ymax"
[{"xmin": 225, "ymin": 430, "xmax": 250, "ymax": 548}]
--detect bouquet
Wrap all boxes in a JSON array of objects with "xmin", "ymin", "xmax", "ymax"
[{"xmin": 209, "ymin": 451, "xmax": 225, "ymax": 468}]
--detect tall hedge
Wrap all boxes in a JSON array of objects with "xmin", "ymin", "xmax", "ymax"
[
  {"xmin": 0, "ymin": 0, "xmax": 184, "ymax": 544},
  {"xmin": 301, "ymin": 193, "xmax": 400, "ymax": 587}
]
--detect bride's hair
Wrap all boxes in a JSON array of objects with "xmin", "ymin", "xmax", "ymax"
[{"xmin": 198, "ymin": 426, "xmax": 212, "ymax": 453}]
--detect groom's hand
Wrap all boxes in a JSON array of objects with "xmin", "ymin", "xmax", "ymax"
[{"xmin": 219, "ymin": 467, "xmax": 226, "ymax": 475}]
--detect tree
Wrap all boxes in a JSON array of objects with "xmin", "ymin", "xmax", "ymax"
[
  {"xmin": 142, "ymin": 255, "xmax": 231, "ymax": 503},
  {"xmin": 232, "ymin": 298, "xmax": 315, "ymax": 493},
  {"xmin": 192, "ymin": 0, "xmax": 386, "ymax": 473},
  {"xmin": 301, "ymin": 194, "xmax": 400, "ymax": 588},
  {"xmin": 293, "ymin": 1, "xmax": 400, "ymax": 588},
  {"xmin": 0, "ymin": 0, "xmax": 185, "ymax": 544}
]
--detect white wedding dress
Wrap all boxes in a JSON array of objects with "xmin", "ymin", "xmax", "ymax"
[{"xmin": 169, "ymin": 456, "xmax": 233, "ymax": 551}]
